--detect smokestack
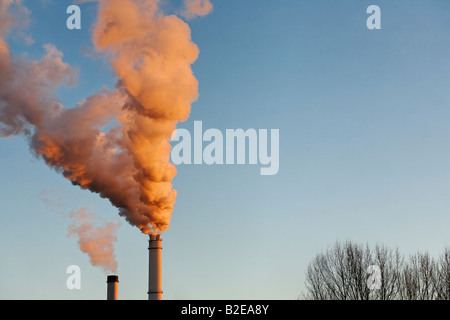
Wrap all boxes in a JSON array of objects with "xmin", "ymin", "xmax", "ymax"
[
  {"xmin": 148, "ymin": 234, "xmax": 162, "ymax": 300},
  {"xmin": 107, "ymin": 275, "xmax": 119, "ymax": 300}
]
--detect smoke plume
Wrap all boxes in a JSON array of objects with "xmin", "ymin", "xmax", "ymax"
[
  {"xmin": 0, "ymin": 0, "xmax": 207, "ymax": 235},
  {"xmin": 182, "ymin": 0, "xmax": 213, "ymax": 19},
  {"xmin": 68, "ymin": 208, "xmax": 121, "ymax": 274}
]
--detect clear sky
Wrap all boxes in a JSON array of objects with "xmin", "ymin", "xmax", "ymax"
[{"xmin": 1, "ymin": 0, "xmax": 450, "ymax": 299}]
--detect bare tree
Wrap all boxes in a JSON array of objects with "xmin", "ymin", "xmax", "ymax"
[
  {"xmin": 302, "ymin": 241, "xmax": 449, "ymax": 300},
  {"xmin": 303, "ymin": 241, "xmax": 372, "ymax": 300},
  {"xmin": 372, "ymin": 244, "xmax": 403, "ymax": 300},
  {"xmin": 399, "ymin": 252, "xmax": 436, "ymax": 300},
  {"xmin": 432, "ymin": 248, "xmax": 450, "ymax": 300}
]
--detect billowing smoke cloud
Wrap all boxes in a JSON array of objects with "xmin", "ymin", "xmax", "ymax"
[
  {"xmin": 0, "ymin": 0, "xmax": 209, "ymax": 235},
  {"xmin": 0, "ymin": 0, "xmax": 32, "ymax": 47},
  {"xmin": 68, "ymin": 208, "xmax": 121, "ymax": 274},
  {"xmin": 182, "ymin": 0, "xmax": 213, "ymax": 19}
]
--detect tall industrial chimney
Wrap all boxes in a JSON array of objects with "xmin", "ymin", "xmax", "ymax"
[
  {"xmin": 107, "ymin": 275, "xmax": 119, "ymax": 300},
  {"xmin": 148, "ymin": 234, "xmax": 162, "ymax": 300}
]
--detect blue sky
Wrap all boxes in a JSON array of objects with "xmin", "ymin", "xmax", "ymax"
[{"xmin": 1, "ymin": 0, "xmax": 450, "ymax": 299}]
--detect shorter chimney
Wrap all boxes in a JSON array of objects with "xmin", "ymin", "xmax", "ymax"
[{"xmin": 107, "ymin": 275, "xmax": 119, "ymax": 300}]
